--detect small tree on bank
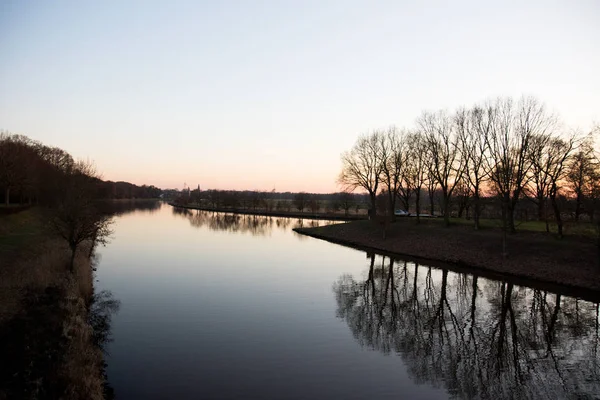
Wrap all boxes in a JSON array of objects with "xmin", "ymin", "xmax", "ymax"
[{"xmin": 46, "ymin": 161, "xmax": 113, "ymax": 273}]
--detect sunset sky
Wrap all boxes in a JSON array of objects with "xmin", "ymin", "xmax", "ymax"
[{"xmin": 1, "ymin": 0, "xmax": 599, "ymax": 192}]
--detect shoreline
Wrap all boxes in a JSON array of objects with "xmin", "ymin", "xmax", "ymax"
[
  {"xmin": 0, "ymin": 210, "xmax": 107, "ymax": 399},
  {"xmin": 168, "ymin": 203, "xmax": 367, "ymax": 221},
  {"xmin": 294, "ymin": 220, "xmax": 600, "ymax": 302}
]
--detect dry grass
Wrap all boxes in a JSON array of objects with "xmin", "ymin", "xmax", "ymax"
[
  {"xmin": 59, "ymin": 277, "xmax": 104, "ymax": 400},
  {"xmin": 0, "ymin": 209, "xmax": 105, "ymax": 400}
]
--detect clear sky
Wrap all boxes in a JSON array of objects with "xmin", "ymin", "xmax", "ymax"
[{"xmin": 1, "ymin": 1, "xmax": 599, "ymax": 192}]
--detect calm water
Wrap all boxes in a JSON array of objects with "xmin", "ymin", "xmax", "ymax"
[{"xmin": 95, "ymin": 202, "xmax": 600, "ymax": 400}]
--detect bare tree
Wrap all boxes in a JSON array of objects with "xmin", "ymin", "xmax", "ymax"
[
  {"xmin": 458, "ymin": 106, "xmax": 492, "ymax": 229},
  {"xmin": 308, "ymin": 195, "xmax": 320, "ymax": 214},
  {"xmin": 567, "ymin": 133, "xmax": 598, "ymax": 221},
  {"xmin": 404, "ymin": 131, "xmax": 428, "ymax": 223},
  {"xmin": 486, "ymin": 96, "xmax": 556, "ymax": 234},
  {"xmin": 339, "ymin": 131, "xmax": 385, "ymax": 219},
  {"xmin": 46, "ymin": 160, "xmax": 113, "ymax": 272},
  {"xmin": 426, "ymin": 172, "xmax": 437, "ymax": 216},
  {"xmin": 379, "ymin": 126, "xmax": 407, "ymax": 221},
  {"xmin": 294, "ymin": 192, "xmax": 308, "ymax": 213},
  {"xmin": 418, "ymin": 110, "xmax": 466, "ymax": 226},
  {"xmin": 527, "ymin": 133, "xmax": 553, "ymax": 229},
  {"xmin": 337, "ymin": 191, "xmax": 354, "ymax": 216},
  {"xmin": 532, "ymin": 135, "xmax": 575, "ymax": 237}
]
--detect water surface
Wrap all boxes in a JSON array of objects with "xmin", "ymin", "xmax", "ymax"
[{"xmin": 96, "ymin": 203, "xmax": 600, "ymax": 399}]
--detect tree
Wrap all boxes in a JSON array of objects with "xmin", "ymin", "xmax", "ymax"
[
  {"xmin": 379, "ymin": 127, "xmax": 407, "ymax": 221},
  {"xmin": 458, "ymin": 106, "xmax": 492, "ymax": 229},
  {"xmin": 308, "ymin": 195, "xmax": 320, "ymax": 213},
  {"xmin": 527, "ymin": 133, "xmax": 553, "ymax": 228},
  {"xmin": 418, "ymin": 110, "xmax": 466, "ymax": 226},
  {"xmin": 337, "ymin": 192, "xmax": 354, "ymax": 216},
  {"xmin": 293, "ymin": 192, "xmax": 308, "ymax": 213},
  {"xmin": 532, "ymin": 135, "xmax": 575, "ymax": 237},
  {"xmin": 426, "ymin": 171, "xmax": 437, "ymax": 216},
  {"xmin": 486, "ymin": 96, "xmax": 556, "ymax": 234},
  {"xmin": 0, "ymin": 133, "xmax": 27, "ymax": 205},
  {"xmin": 46, "ymin": 161, "xmax": 113, "ymax": 272},
  {"xmin": 339, "ymin": 132, "xmax": 385, "ymax": 219},
  {"xmin": 404, "ymin": 131, "xmax": 428, "ymax": 223},
  {"xmin": 567, "ymin": 133, "xmax": 598, "ymax": 221}
]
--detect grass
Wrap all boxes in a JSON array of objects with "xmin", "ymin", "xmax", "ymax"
[
  {"xmin": 417, "ymin": 216, "xmax": 597, "ymax": 238},
  {"xmin": 0, "ymin": 208, "xmax": 105, "ymax": 399},
  {"xmin": 0, "ymin": 209, "xmax": 45, "ymax": 254},
  {"xmin": 295, "ymin": 217, "xmax": 600, "ymax": 295}
]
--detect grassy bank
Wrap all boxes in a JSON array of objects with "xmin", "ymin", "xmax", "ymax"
[
  {"xmin": 0, "ymin": 209, "xmax": 106, "ymax": 399},
  {"xmin": 169, "ymin": 203, "xmax": 367, "ymax": 221},
  {"xmin": 294, "ymin": 219, "xmax": 600, "ymax": 297}
]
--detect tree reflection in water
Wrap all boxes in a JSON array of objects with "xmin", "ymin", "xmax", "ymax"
[
  {"xmin": 172, "ymin": 208, "xmax": 339, "ymax": 237},
  {"xmin": 333, "ymin": 254, "xmax": 600, "ymax": 399}
]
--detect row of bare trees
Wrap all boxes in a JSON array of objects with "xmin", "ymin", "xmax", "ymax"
[{"xmin": 339, "ymin": 96, "xmax": 599, "ymax": 236}]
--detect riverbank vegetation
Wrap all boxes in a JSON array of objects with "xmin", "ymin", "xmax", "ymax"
[
  {"xmin": 0, "ymin": 132, "xmax": 145, "ymax": 398},
  {"xmin": 0, "ymin": 210, "xmax": 106, "ymax": 399}
]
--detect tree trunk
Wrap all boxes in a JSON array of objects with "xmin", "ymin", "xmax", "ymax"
[
  {"xmin": 88, "ymin": 236, "xmax": 97, "ymax": 258},
  {"xmin": 507, "ymin": 200, "xmax": 516, "ymax": 233},
  {"xmin": 473, "ymin": 191, "xmax": 480, "ymax": 230},
  {"xmin": 458, "ymin": 203, "xmax": 465, "ymax": 218},
  {"xmin": 537, "ymin": 195, "xmax": 544, "ymax": 221},
  {"xmin": 544, "ymin": 200, "xmax": 550, "ymax": 233},
  {"xmin": 442, "ymin": 192, "xmax": 450, "ymax": 227},
  {"xmin": 428, "ymin": 188, "xmax": 435, "ymax": 216},
  {"xmin": 69, "ymin": 246, "xmax": 77, "ymax": 273},
  {"xmin": 550, "ymin": 187, "xmax": 563, "ymax": 238},
  {"xmin": 575, "ymin": 191, "xmax": 582, "ymax": 222},
  {"xmin": 369, "ymin": 193, "xmax": 377, "ymax": 220},
  {"xmin": 387, "ymin": 190, "xmax": 396, "ymax": 222},
  {"xmin": 415, "ymin": 189, "xmax": 421, "ymax": 224},
  {"xmin": 5, "ymin": 187, "xmax": 9, "ymax": 206},
  {"xmin": 501, "ymin": 196, "xmax": 508, "ymax": 259}
]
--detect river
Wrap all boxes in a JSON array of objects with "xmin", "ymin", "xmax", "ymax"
[{"xmin": 95, "ymin": 202, "xmax": 600, "ymax": 400}]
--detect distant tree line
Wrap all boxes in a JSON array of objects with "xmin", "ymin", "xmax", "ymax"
[
  {"xmin": 338, "ymin": 96, "xmax": 599, "ymax": 237},
  {"xmin": 171, "ymin": 188, "xmax": 368, "ymax": 216},
  {"xmin": 0, "ymin": 132, "xmax": 162, "ymax": 205}
]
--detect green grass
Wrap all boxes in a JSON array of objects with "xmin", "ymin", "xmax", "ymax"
[
  {"xmin": 0, "ymin": 209, "xmax": 45, "ymax": 254},
  {"xmin": 432, "ymin": 216, "xmax": 597, "ymax": 237}
]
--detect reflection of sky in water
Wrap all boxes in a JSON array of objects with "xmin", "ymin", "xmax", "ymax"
[{"xmin": 95, "ymin": 203, "xmax": 599, "ymax": 400}]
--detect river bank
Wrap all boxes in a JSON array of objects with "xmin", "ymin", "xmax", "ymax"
[
  {"xmin": 169, "ymin": 203, "xmax": 367, "ymax": 221},
  {"xmin": 294, "ymin": 219, "xmax": 600, "ymax": 298},
  {"xmin": 0, "ymin": 209, "xmax": 107, "ymax": 399}
]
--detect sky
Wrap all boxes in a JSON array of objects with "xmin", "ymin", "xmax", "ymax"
[{"xmin": 1, "ymin": 1, "xmax": 599, "ymax": 192}]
